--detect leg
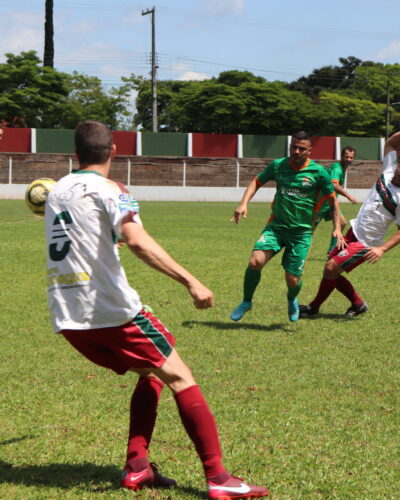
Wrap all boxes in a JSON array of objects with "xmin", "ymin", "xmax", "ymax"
[
  {"xmin": 152, "ymin": 349, "xmax": 269, "ymax": 497},
  {"xmin": 285, "ymin": 272, "xmax": 302, "ymax": 322},
  {"xmin": 230, "ymin": 249, "xmax": 274, "ymax": 321},
  {"xmin": 302, "ymin": 259, "xmax": 342, "ymax": 316}
]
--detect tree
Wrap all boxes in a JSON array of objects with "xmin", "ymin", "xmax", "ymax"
[
  {"xmin": 44, "ymin": 0, "xmax": 54, "ymax": 68},
  {"xmin": 0, "ymin": 51, "xmax": 133, "ymax": 129},
  {"xmin": 0, "ymin": 51, "xmax": 68, "ymax": 127}
]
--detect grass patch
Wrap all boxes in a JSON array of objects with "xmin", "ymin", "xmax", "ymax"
[{"xmin": 0, "ymin": 200, "xmax": 399, "ymax": 499}]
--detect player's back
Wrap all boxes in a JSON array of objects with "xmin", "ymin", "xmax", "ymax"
[{"xmin": 45, "ymin": 171, "xmax": 141, "ymax": 332}]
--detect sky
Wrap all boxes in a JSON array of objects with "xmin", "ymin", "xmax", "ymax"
[{"xmin": 1, "ymin": 0, "xmax": 400, "ymax": 89}]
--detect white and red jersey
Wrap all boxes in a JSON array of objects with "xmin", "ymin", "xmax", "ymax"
[
  {"xmin": 351, "ymin": 151, "xmax": 400, "ymax": 247},
  {"xmin": 45, "ymin": 170, "xmax": 142, "ymax": 332}
]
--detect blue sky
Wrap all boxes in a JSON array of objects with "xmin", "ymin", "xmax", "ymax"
[{"xmin": 2, "ymin": 0, "xmax": 400, "ymax": 88}]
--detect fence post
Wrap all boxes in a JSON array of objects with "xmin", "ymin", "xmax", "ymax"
[
  {"xmin": 69, "ymin": 157, "xmax": 72, "ymax": 173},
  {"xmin": 183, "ymin": 160, "xmax": 186, "ymax": 187},
  {"xmin": 8, "ymin": 156, "xmax": 12, "ymax": 184},
  {"xmin": 236, "ymin": 160, "xmax": 240, "ymax": 188},
  {"xmin": 127, "ymin": 158, "xmax": 131, "ymax": 186}
]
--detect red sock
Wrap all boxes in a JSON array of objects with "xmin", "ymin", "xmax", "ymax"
[
  {"xmin": 335, "ymin": 275, "xmax": 364, "ymax": 307},
  {"xmin": 174, "ymin": 385, "xmax": 228, "ymax": 482},
  {"xmin": 310, "ymin": 278, "xmax": 337, "ymax": 311},
  {"xmin": 126, "ymin": 376, "xmax": 164, "ymax": 471}
]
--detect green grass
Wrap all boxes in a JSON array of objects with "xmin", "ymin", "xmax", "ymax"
[{"xmin": 0, "ymin": 200, "xmax": 399, "ymax": 499}]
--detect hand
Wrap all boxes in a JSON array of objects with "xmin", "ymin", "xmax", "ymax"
[
  {"xmin": 348, "ymin": 195, "xmax": 357, "ymax": 204},
  {"xmin": 188, "ymin": 282, "xmax": 214, "ymax": 309},
  {"xmin": 334, "ymin": 231, "xmax": 346, "ymax": 250},
  {"xmin": 364, "ymin": 246, "xmax": 385, "ymax": 263},
  {"xmin": 230, "ymin": 204, "xmax": 247, "ymax": 224}
]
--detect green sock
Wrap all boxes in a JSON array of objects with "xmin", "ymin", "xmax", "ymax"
[
  {"xmin": 328, "ymin": 236, "xmax": 337, "ymax": 254},
  {"xmin": 287, "ymin": 279, "xmax": 302, "ymax": 300},
  {"xmin": 243, "ymin": 267, "xmax": 261, "ymax": 302}
]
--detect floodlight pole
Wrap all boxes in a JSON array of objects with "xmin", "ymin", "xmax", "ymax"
[{"xmin": 142, "ymin": 6, "xmax": 158, "ymax": 132}]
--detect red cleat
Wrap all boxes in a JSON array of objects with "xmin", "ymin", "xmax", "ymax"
[
  {"xmin": 207, "ymin": 475, "xmax": 269, "ymax": 499},
  {"xmin": 120, "ymin": 462, "xmax": 177, "ymax": 490}
]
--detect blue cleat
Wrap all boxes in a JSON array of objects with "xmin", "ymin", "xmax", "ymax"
[
  {"xmin": 230, "ymin": 300, "xmax": 252, "ymax": 321},
  {"xmin": 288, "ymin": 297, "xmax": 299, "ymax": 322}
]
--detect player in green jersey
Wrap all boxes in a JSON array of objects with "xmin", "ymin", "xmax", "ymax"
[
  {"xmin": 315, "ymin": 146, "xmax": 357, "ymax": 254},
  {"xmin": 230, "ymin": 131, "xmax": 344, "ymax": 323}
]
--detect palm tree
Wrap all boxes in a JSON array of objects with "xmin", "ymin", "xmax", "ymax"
[{"xmin": 43, "ymin": 0, "xmax": 54, "ymax": 67}]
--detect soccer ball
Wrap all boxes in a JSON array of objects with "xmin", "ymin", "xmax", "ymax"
[{"xmin": 25, "ymin": 178, "xmax": 56, "ymax": 216}]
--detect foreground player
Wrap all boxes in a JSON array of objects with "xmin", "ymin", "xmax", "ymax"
[
  {"xmin": 45, "ymin": 121, "xmax": 268, "ymax": 499},
  {"xmin": 315, "ymin": 146, "xmax": 357, "ymax": 253},
  {"xmin": 300, "ymin": 131, "xmax": 400, "ymax": 318},
  {"xmin": 230, "ymin": 131, "xmax": 343, "ymax": 323}
]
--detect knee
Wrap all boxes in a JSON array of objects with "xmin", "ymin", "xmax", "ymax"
[
  {"xmin": 323, "ymin": 260, "xmax": 340, "ymax": 279},
  {"xmin": 249, "ymin": 256, "xmax": 264, "ymax": 270},
  {"xmin": 286, "ymin": 274, "xmax": 300, "ymax": 288}
]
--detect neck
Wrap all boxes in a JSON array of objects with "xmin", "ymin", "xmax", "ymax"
[{"xmin": 79, "ymin": 162, "xmax": 110, "ymax": 178}]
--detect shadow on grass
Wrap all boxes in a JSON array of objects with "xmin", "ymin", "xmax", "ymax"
[
  {"xmin": 182, "ymin": 320, "xmax": 289, "ymax": 332},
  {"xmin": 0, "ymin": 459, "xmax": 205, "ymax": 497},
  {"xmin": 0, "ymin": 435, "xmax": 32, "ymax": 446}
]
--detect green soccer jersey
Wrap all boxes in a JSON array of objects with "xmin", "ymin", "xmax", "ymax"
[
  {"xmin": 257, "ymin": 157, "xmax": 335, "ymax": 232},
  {"xmin": 327, "ymin": 161, "xmax": 345, "ymax": 195}
]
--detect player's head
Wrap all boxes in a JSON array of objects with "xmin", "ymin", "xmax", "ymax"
[
  {"xmin": 75, "ymin": 120, "xmax": 114, "ymax": 165},
  {"xmin": 341, "ymin": 146, "xmax": 355, "ymax": 167},
  {"xmin": 290, "ymin": 131, "xmax": 312, "ymax": 167}
]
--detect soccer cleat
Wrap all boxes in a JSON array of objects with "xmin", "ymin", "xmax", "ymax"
[
  {"xmin": 120, "ymin": 462, "xmax": 177, "ymax": 490},
  {"xmin": 207, "ymin": 475, "xmax": 269, "ymax": 499},
  {"xmin": 288, "ymin": 297, "xmax": 299, "ymax": 322},
  {"xmin": 299, "ymin": 304, "xmax": 319, "ymax": 319},
  {"xmin": 344, "ymin": 302, "xmax": 368, "ymax": 318},
  {"xmin": 230, "ymin": 300, "xmax": 252, "ymax": 321}
]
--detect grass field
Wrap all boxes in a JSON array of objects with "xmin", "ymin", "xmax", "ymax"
[{"xmin": 0, "ymin": 199, "xmax": 399, "ymax": 500}]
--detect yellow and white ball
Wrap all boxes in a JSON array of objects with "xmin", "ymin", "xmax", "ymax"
[{"xmin": 25, "ymin": 178, "xmax": 57, "ymax": 216}]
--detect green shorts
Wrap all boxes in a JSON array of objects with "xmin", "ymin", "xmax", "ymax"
[
  {"xmin": 253, "ymin": 224, "xmax": 312, "ymax": 277},
  {"xmin": 315, "ymin": 204, "xmax": 332, "ymax": 225}
]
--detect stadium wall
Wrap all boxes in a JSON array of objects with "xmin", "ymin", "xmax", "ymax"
[
  {"xmin": 0, "ymin": 128, "xmax": 386, "ymax": 160},
  {"xmin": 0, "ymin": 153, "xmax": 382, "ymax": 201}
]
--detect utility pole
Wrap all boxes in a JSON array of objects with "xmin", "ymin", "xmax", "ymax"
[{"xmin": 142, "ymin": 7, "xmax": 158, "ymax": 132}]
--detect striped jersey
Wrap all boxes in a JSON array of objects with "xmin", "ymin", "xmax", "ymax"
[
  {"xmin": 351, "ymin": 151, "xmax": 400, "ymax": 247},
  {"xmin": 45, "ymin": 170, "xmax": 143, "ymax": 332},
  {"xmin": 256, "ymin": 157, "xmax": 335, "ymax": 232}
]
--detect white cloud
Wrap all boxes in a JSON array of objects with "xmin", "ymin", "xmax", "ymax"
[
  {"xmin": 198, "ymin": 0, "xmax": 244, "ymax": 15},
  {"xmin": 179, "ymin": 71, "xmax": 210, "ymax": 81},
  {"xmin": 0, "ymin": 11, "xmax": 42, "ymax": 59},
  {"xmin": 374, "ymin": 40, "xmax": 400, "ymax": 60}
]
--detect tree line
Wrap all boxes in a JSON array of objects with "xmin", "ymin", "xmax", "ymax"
[{"xmin": 1, "ymin": 52, "xmax": 400, "ymax": 136}]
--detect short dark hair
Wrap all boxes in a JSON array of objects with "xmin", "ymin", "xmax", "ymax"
[
  {"xmin": 292, "ymin": 130, "xmax": 311, "ymax": 142},
  {"xmin": 75, "ymin": 120, "xmax": 113, "ymax": 165},
  {"xmin": 342, "ymin": 145, "xmax": 356, "ymax": 155}
]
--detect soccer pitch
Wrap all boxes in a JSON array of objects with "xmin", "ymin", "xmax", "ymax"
[{"xmin": 0, "ymin": 200, "xmax": 399, "ymax": 499}]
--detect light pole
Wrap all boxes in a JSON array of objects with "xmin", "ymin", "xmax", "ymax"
[{"xmin": 142, "ymin": 7, "xmax": 158, "ymax": 132}]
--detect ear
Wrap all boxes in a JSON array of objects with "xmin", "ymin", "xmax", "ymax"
[{"xmin": 111, "ymin": 144, "xmax": 117, "ymax": 159}]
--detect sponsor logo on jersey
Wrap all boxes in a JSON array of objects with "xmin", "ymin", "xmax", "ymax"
[
  {"xmin": 118, "ymin": 193, "xmax": 140, "ymax": 213},
  {"xmin": 338, "ymin": 249, "xmax": 349, "ymax": 257},
  {"xmin": 302, "ymin": 176, "xmax": 312, "ymax": 186}
]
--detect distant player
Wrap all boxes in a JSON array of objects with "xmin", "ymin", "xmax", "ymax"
[
  {"xmin": 300, "ymin": 131, "xmax": 400, "ymax": 318},
  {"xmin": 314, "ymin": 146, "xmax": 357, "ymax": 253},
  {"xmin": 230, "ymin": 131, "xmax": 344, "ymax": 323},
  {"xmin": 45, "ymin": 120, "xmax": 269, "ymax": 499}
]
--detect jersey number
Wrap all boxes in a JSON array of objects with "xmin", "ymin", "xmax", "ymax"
[{"xmin": 49, "ymin": 211, "xmax": 73, "ymax": 262}]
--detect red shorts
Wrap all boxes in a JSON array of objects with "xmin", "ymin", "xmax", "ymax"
[
  {"xmin": 329, "ymin": 227, "xmax": 369, "ymax": 273},
  {"xmin": 62, "ymin": 309, "xmax": 176, "ymax": 375}
]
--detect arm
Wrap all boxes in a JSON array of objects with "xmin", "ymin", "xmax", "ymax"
[
  {"xmin": 384, "ymin": 131, "xmax": 400, "ymax": 156},
  {"xmin": 326, "ymin": 195, "xmax": 345, "ymax": 249},
  {"xmin": 121, "ymin": 217, "xmax": 214, "ymax": 309},
  {"xmin": 364, "ymin": 225, "xmax": 400, "ymax": 263},
  {"xmin": 230, "ymin": 177, "xmax": 260, "ymax": 224},
  {"xmin": 333, "ymin": 181, "xmax": 357, "ymax": 204}
]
